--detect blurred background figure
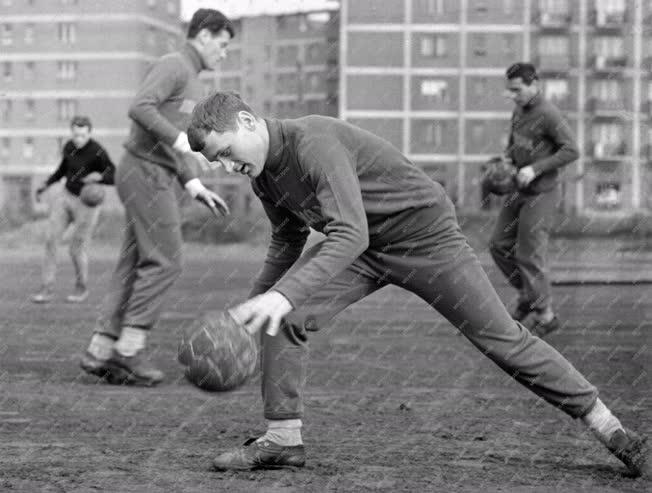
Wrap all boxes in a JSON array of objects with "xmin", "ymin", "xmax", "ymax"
[{"xmin": 32, "ymin": 116, "xmax": 115, "ymax": 304}]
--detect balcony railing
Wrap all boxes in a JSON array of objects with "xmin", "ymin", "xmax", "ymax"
[
  {"xmin": 535, "ymin": 53, "xmax": 572, "ymax": 72},
  {"xmin": 590, "ymin": 9, "xmax": 628, "ymax": 28},
  {"xmin": 533, "ymin": 10, "xmax": 572, "ymax": 28},
  {"xmin": 586, "ymin": 97, "xmax": 626, "ymax": 113},
  {"xmin": 589, "ymin": 54, "xmax": 627, "ymax": 71},
  {"xmin": 587, "ymin": 141, "xmax": 627, "ymax": 159}
]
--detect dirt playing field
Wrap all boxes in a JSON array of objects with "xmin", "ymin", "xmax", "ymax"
[{"xmin": 0, "ymin": 244, "xmax": 650, "ymax": 492}]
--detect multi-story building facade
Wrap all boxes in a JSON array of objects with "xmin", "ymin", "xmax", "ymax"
[
  {"xmin": 340, "ymin": 0, "xmax": 652, "ymax": 215},
  {"xmin": 0, "ymin": 0, "xmax": 182, "ymax": 216},
  {"xmin": 198, "ymin": 8, "xmax": 339, "ymax": 120}
]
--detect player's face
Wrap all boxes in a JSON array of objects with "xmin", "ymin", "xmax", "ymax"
[
  {"xmin": 71, "ymin": 125, "xmax": 91, "ymax": 148},
  {"xmin": 197, "ymin": 28, "xmax": 231, "ymax": 70},
  {"xmin": 504, "ymin": 77, "xmax": 539, "ymax": 107},
  {"xmin": 199, "ymin": 113, "xmax": 266, "ymax": 178}
]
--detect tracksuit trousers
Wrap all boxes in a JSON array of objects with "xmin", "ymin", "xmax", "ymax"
[
  {"xmin": 96, "ymin": 151, "xmax": 183, "ymax": 337},
  {"xmin": 262, "ymin": 196, "xmax": 597, "ymax": 421}
]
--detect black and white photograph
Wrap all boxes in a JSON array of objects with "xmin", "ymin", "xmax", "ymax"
[{"xmin": 0, "ymin": 0, "xmax": 650, "ymax": 491}]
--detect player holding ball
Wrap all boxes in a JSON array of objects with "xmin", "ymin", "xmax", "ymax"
[{"xmin": 32, "ymin": 116, "xmax": 115, "ymax": 304}]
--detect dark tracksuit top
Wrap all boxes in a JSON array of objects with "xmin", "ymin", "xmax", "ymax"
[
  {"xmin": 45, "ymin": 139, "xmax": 115, "ymax": 196},
  {"xmin": 123, "ymin": 42, "xmax": 206, "ymax": 185},
  {"xmin": 253, "ymin": 116, "xmax": 599, "ymax": 423},
  {"xmin": 507, "ymin": 92, "xmax": 579, "ymax": 194},
  {"xmin": 251, "ymin": 116, "xmax": 449, "ymax": 310}
]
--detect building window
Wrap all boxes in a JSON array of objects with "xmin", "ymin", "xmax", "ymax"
[
  {"xmin": 57, "ymin": 61, "xmax": 77, "ymax": 80},
  {"xmin": 541, "ymin": 0, "xmax": 569, "ymax": 15},
  {"xmin": 592, "ymin": 123, "xmax": 624, "ymax": 156},
  {"xmin": 58, "ymin": 23, "xmax": 76, "ymax": 44},
  {"xmin": 472, "ymin": 34, "xmax": 487, "ymax": 57},
  {"xmin": 23, "ymin": 138, "xmax": 34, "ymax": 160},
  {"xmin": 595, "ymin": 182, "xmax": 621, "ymax": 209},
  {"xmin": 57, "ymin": 99, "xmax": 77, "ymax": 121},
  {"xmin": 420, "ymin": 35, "xmax": 447, "ymax": 57},
  {"xmin": 2, "ymin": 62, "xmax": 11, "ymax": 82},
  {"xmin": 263, "ymin": 101, "xmax": 272, "ymax": 114},
  {"xmin": 423, "ymin": 122, "xmax": 443, "ymax": 147},
  {"xmin": 0, "ymin": 99, "xmax": 11, "ymax": 121},
  {"xmin": 25, "ymin": 99, "xmax": 35, "ymax": 121},
  {"xmin": 24, "ymin": 23, "xmax": 34, "ymax": 44},
  {"xmin": 426, "ymin": 0, "xmax": 446, "ymax": 15},
  {"xmin": 594, "ymin": 36, "xmax": 624, "ymax": 58},
  {"xmin": 0, "ymin": 137, "xmax": 10, "ymax": 163},
  {"xmin": 25, "ymin": 62, "xmax": 35, "ymax": 81},
  {"xmin": 539, "ymin": 36, "xmax": 569, "ymax": 56},
  {"xmin": 471, "ymin": 122, "xmax": 486, "ymax": 144},
  {"xmin": 473, "ymin": 79, "xmax": 486, "ymax": 97},
  {"xmin": 544, "ymin": 79, "xmax": 569, "ymax": 103},
  {"xmin": 1, "ymin": 24, "xmax": 13, "ymax": 46},
  {"xmin": 420, "ymin": 79, "xmax": 448, "ymax": 102},
  {"xmin": 592, "ymin": 79, "xmax": 622, "ymax": 102},
  {"xmin": 474, "ymin": 0, "xmax": 488, "ymax": 13},
  {"xmin": 502, "ymin": 34, "xmax": 516, "ymax": 58},
  {"xmin": 503, "ymin": 0, "xmax": 514, "ymax": 14}
]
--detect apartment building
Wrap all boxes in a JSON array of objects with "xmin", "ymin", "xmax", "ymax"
[
  {"xmin": 0, "ymin": 0, "xmax": 182, "ymax": 216},
  {"xmin": 340, "ymin": 0, "xmax": 652, "ymax": 214},
  {"xmin": 197, "ymin": 8, "xmax": 339, "ymax": 120}
]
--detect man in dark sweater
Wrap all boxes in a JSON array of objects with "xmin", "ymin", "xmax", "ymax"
[
  {"xmin": 184, "ymin": 92, "xmax": 649, "ymax": 477},
  {"xmin": 32, "ymin": 116, "xmax": 115, "ymax": 304},
  {"xmin": 80, "ymin": 9, "xmax": 232, "ymax": 386},
  {"xmin": 490, "ymin": 63, "xmax": 579, "ymax": 338}
]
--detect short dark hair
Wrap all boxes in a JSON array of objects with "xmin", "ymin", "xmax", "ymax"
[
  {"xmin": 70, "ymin": 115, "xmax": 92, "ymax": 130},
  {"xmin": 188, "ymin": 92, "xmax": 257, "ymax": 152},
  {"xmin": 187, "ymin": 9, "xmax": 235, "ymax": 39},
  {"xmin": 506, "ymin": 62, "xmax": 538, "ymax": 85}
]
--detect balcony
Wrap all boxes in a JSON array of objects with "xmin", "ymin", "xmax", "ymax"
[
  {"xmin": 535, "ymin": 54, "xmax": 572, "ymax": 74},
  {"xmin": 590, "ymin": 9, "xmax": 628, "ymax": 30},
  {"xmin": 587, "ymin": 141, "xmax": 627, "ymax": 160},
  {"xmin": 533, "ymin": 10, "xmax": 572, "ymax": 30},
  {"xmin": 588, "ymin": 54, "xmax": 627, "ymax": 73},
  {"xmin": 641, "ymin": 101, "xmax": 652, "ymax": 118},
  {"xmin": 586, "ymin": 97, "xmax": 626, "ymax": 116}
]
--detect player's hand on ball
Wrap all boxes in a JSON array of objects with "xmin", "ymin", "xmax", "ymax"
[
  {"xmin": 195, "ymin": 188, "xmax": 230, "ymax": 218},
  {"xmin": 516, "ymin": 165, "xmax": 536, "ymax": 188},
  {"xmin": 82, "ymin": 172, "xmax": 103, "ymax": 183},
  {"xmin": 229, "ymin": 291, "xmax": 293, "ymax": 337}
]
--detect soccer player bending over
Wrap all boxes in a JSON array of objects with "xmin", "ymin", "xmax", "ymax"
[{"xmin": 186, "ymin": 91, "xmax": 649, "ymax": 476}]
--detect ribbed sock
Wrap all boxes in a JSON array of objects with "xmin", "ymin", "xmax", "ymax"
[
  {"xmin": 581, "ymin": 398, "xmax": 624, "ymax": 446},
  {"xmin": 257, "ymin": 419, "xmax": 303, "ymax": 446},
  {"xmin": 114, "ymin": 327, "xmax": 147, "ymax": 357},
  {"xmin": 87, "ymin": 333, "xmax": 115, "ymax": 361}
]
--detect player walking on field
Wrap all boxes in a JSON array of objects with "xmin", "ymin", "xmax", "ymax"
[
  {"xmin": 186, "ymin": 92, "xmax": 649, "ymax": 477},
  {"xmin": 32, "ymin": 116, "xmax": 115, "ymax": 304},
  {"xmin": 80, "ymin": 9, "xmax": 232, "ymax": 386},
  {"xmin": 490, "ymin": 63, "xmax": 578, "ymax": 337}
]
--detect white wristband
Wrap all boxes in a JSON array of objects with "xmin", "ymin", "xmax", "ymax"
[{"xmin": 184, "ymin": 178, "xmax": 204, "ymax": 198}]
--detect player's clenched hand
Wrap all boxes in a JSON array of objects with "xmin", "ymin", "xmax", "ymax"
[
  {"xmin": 229, "ymin": 291, "xmax": 293, "ymax": 337},
  {"xmin": 516, "ymin": 165, "xmax": 536, "ymax": 188}
]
